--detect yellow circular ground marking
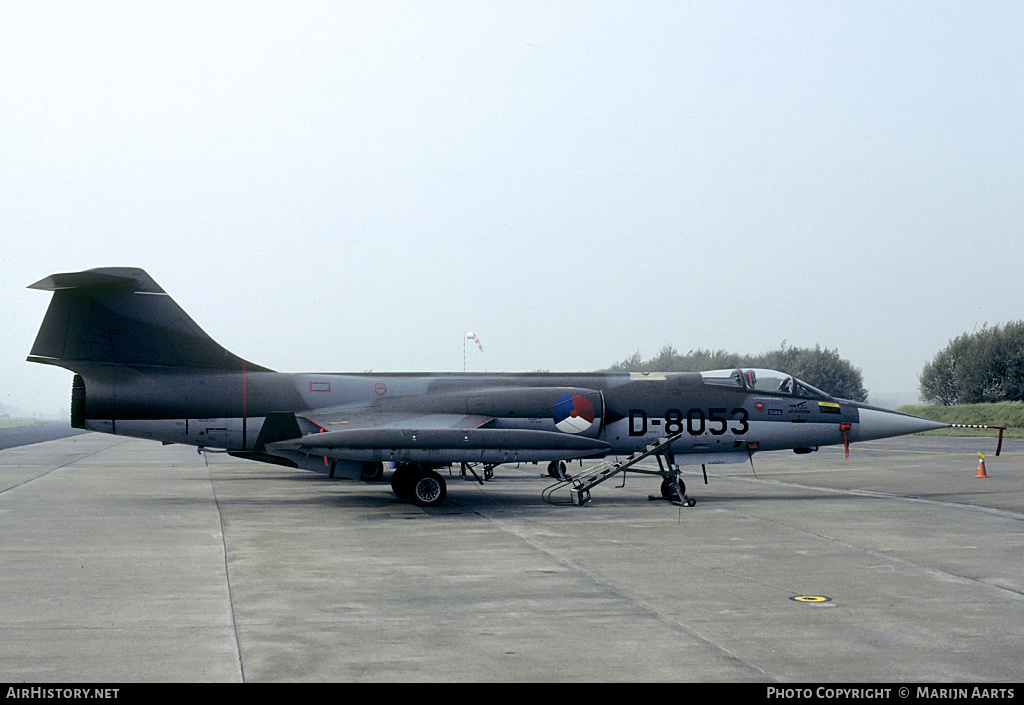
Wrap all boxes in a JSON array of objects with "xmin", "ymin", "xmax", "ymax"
[{"xmin": 791, "ymin": 595, "xmax": 831, "ymax": 603}]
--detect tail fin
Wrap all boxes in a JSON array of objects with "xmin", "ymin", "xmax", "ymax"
[{"xmin": 27, "ymin": 267, "xmax": 269, "ymax": 372}]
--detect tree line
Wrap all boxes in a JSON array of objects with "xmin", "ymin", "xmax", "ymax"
[
  {"xmin": 605, "ymin": 343, "xmax": 868, "ymax": 402},
  {"xmin": 919, "ymin": 322, "xmax": 1024, "ymax": 405}
]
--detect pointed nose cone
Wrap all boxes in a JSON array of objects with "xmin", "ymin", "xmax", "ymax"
[{"xmin": 851, "ymin": 406, "xmax": 948, "ymax": 442}]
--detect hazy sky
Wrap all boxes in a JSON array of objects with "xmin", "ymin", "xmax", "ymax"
[{"xmin": 2, "ymin": 1, "xmax": 1021, "ymax": 416}]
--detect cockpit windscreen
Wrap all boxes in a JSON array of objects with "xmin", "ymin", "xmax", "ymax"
[{"xmin": 699, "ymin": 368, "xmax": 829, "ymax": 399}]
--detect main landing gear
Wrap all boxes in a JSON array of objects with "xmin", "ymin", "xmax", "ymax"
[
  {"xmin": 390, "ymin": 463, "xmax": 447, "ymax": 507},
  {"xmin": 546, "ymin": 459, "xmax": 568, "ymax": 480},
  {"xmin": 359, "ymin": 461, "xmax": 384, "ymax": 482}
]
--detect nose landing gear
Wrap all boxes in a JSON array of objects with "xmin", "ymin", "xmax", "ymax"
[
  {"xmin": 650, "ymin": 454, "xmax": 697, "ymax": 507},
  {"xmin": 658, "ymin": 475, "xmax": 696, "ymax": 507}
]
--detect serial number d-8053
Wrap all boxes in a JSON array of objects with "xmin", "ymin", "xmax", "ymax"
[{"xmin": 628, "ymin": 408, "xmax": 749, "ymax": 436}]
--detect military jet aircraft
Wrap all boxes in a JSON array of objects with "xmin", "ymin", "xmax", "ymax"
[{"xmin": 27, "ymin": 267, "xmax": 948, "ymax": 507}]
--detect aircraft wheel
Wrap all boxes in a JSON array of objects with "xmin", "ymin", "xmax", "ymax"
[
  {"xmin": 410, "ymin": 469, "xmax": 447, "ymax": 507},
  {"xmin": 547, "ymin": 460, "xmax": 567, "ymax": 479},
  {"xmin": 390, "ymin": 464, "xmax": 416, "ymax": 499},
  {"xmin": 660, "ymin": 478, "xmax": 686, "ymax": 499},
  {"xmin": 360, "ymin": 461, "xmax": 384, "ymax": 482}
]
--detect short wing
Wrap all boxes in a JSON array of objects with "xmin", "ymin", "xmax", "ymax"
[{"xmin": 266, "ymin": 411, "xmax": 610, "ymax": 465}]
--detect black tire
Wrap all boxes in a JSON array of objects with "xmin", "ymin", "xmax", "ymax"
[
  {"xmin": 547, "ymin": 460, "xmax": 567, "ymax": 479},
  {"xmin": 390, "ymin": 464, "xmax": 416, "ymax": 499},
  {"xmin": 410, "ymin": 469, "xmax": 447, "ymax": 507},
  {"xmin": 360, "ymin": 461, "xmax": 384, "ymax": 482},
  {"xmin": 660, "ymin": 478, "xmax": 685, "ymax": 500},
  {"xmin": 660, "ymin": 478, "xmax": 672, "ymax": 498}
]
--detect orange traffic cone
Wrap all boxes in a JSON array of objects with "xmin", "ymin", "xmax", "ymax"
[{"xmin": 976, "ymin": 453, "xmax": 989, "ymax": 478}]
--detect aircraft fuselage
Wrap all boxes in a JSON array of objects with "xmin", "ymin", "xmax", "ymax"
[{"xmin": 74, "ymin": 366, "xmax": 865, "ymax": 467}]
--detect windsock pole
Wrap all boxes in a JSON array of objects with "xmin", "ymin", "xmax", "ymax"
[{"xmin": 464, "ymin": 332, "xmax": 483, "ymax": 372}]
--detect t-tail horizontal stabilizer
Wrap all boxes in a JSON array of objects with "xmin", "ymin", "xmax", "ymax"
[{"xmin": 27, "ymin": 268, "xmax": 269, "ymax": 372}]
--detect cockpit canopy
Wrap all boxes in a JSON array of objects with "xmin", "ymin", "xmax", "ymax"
[{"xmin": 699, "ymin": 368, "xmax": 831, "ymax": 399}]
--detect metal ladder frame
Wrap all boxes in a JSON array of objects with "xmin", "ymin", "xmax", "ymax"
[{"xmin": 542, "ymin": 432, "xmax": 684, "ymax": 506}]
